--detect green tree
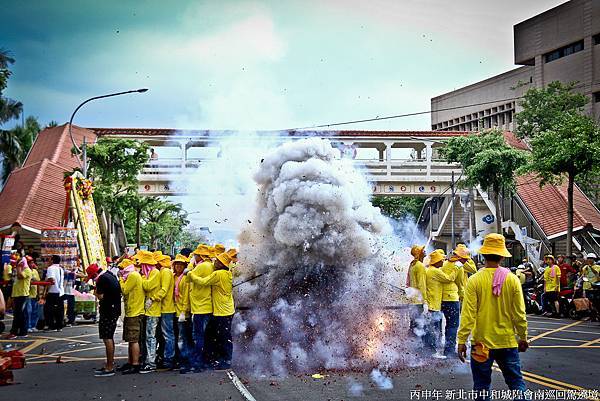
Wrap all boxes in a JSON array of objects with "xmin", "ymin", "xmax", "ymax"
[
  {"xmin": 516, "ymin": 82, "xmax": 600, "ymax": 255},
  {"xmin": 371, "ymin": 195, "xmax": 425, "ymax": 220},
  {"xmin": 0, "ymin": 49, "xmax": 22, "ymax": 125},
  {"xmin": 139, "ymin": 198, "xmax": 189, "ymax": 250},
  {"xmin": 86, "ymin": 138, "xmax": 149, "ymax": 252},
  {"xmin": 440, "ymin": 129, "xmax": 527, "ymax": 233},
  {"xmin": 0, "ymin": 116, "xmax": 41, "ymax": 182}
]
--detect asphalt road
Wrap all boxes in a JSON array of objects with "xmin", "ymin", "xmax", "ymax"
[{"xmin": 1, "ymin": 314, "xmax": 599, "ymax": 401}]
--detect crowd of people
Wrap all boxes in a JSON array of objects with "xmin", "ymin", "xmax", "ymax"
[
  {"xmin": 406, "ymin": 233, "xmax": 600, "ymax": 400},
  {"xmin": 1, "ymin": 243, "xmax": 237, "ymax": 377},
  {"xmin": 513, "ymin": 253, "xmax": 600, "ymax": 317}
]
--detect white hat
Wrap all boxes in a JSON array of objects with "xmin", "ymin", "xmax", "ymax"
[{"xmin": 586, "ymin": 253, "xmax": 598, "ymax": 259}]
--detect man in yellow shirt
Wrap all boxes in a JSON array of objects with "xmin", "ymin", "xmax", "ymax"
[
  {"xmin": 186, "ymin": 244, "xmax": 214, "ymax": 371},
  {"xmin": 153, "ymin": 254, "xmax": 176, "ymax": 369},
  {"xmin": 423, "ymin": 249, "xmax": 456, "ymax": 355},
  {"xmin": 27, "ymin": 257, "xmax": 41, "ymax": 333},
  {"xmin": 9, "ymin": 256, "xmax": 32, "ymax": 338},
  {"xmin": 138, "ymin": 251, "xmax": 161, "ymax": 373},
  {"xmin": 119, "ymin": 258, "xmax": 145, "ymax": 374},
  {"xmin": 172, "ymin": 254, "xmax": 193, "ymax": 373},
  {"xmin": 457, "ymin": 233, "xmax": 528, "ymax": 400},
  {"xmin": 441, "ymin": 245, "xmax": 467, "ymax": 357},
  {"xmin": 581, "ymin": 253, "xmax": 599, "ymax": 315},
  {"xmin": 189, "ymin": 251, "xmax": 235, "ymax": 370},
  {"xmin": 542, "ymin": 254, "xmax": 561, "ymax": 317},
  {"xmin": 407, "ymin": 245, "xmax": 427, "ymax": 336}
]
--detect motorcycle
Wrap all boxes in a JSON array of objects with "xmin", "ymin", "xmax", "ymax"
[{"xmin": 524, "ymin": 287, "xmax": 542, "ymax": 315}]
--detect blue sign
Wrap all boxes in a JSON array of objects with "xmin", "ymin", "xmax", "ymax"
[{"xmin": 482, "ymin": 214, "xmax": 495, "ymax": 224}]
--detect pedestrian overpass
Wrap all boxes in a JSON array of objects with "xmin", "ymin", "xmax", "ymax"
[{"xmin": 94, "ymin": 129, "xmax": 469, "ymax": 197}]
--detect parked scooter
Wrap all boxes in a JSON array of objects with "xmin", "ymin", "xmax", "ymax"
[{"xmin": 524, "ymin": 287, "xmax": 542, "ymax": 315}]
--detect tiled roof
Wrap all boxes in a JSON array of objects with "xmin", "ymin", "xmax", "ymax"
[
  {"xmin": 0, "ymin": 124, "xmax": 98, "ymax": 232},
  {"xmin": 92, "ymin": 127, "xmax": 472, "ymax": 138},
  {"xmin": 516, "ymin": 174, "xmax": 600, "ymax": 238},
  {"xmin": 503, "ymin": 131, "xmax": 529, "ymax": 151},
  {"xmin": 0, "ymin": 160, "xmax": 69, "ymax": 231},
  {"xmin": 24, "ymin": 124, "xmax": 96, "ymax": 170}
]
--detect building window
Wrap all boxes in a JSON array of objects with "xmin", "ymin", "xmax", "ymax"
[
  {"xmin": 594, "ymin": 33, "xmax": 600, "ymax": 46},
  {"xmin": 594, "ymin": 92, "xmax": 600, "ymax": 103},
  {"xmin": 544, "ymin": 40, "xmax": 584, "ymax": 63}
]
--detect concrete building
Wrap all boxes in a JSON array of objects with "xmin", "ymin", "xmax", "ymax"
[{"xmin": 431, "ymin": 0, "xmax": 600, "ymax": 131}]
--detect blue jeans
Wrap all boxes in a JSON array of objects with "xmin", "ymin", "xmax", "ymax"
[
  {"xmin": 422, "ymin": 310, "xmax": 443, "ymax": 351},
  {"xmin": 441, "ymin": 301, "xmax": 460, "ymax": 356},
  {"xmin": 144, "ymin": 316, "xmax": 159, "ymax": 368},
  {"xmin": 161, "ymin": 313, "xmax": 176, "ymax": 365},
  {"xmin": 192, "ymin": 313, "xmax": 211, "ymax": 369},
  {"xmin": 177, "ymin": 319, "xmax": 193, "ymax": 370},
  {"xmin": 27, "ymin": 298, "xmax": 40, "ymax": 330},
  {"xmin": 471, "ymin": 348, "xmax": 527, "ymax": 401}
]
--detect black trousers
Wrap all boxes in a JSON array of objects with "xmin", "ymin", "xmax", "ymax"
[
  {"xmin": 45, "ymin": 293, "xmax": 64, "ymax": 330},
  {"xmin": 10, "ymin": 296, "xmax": 28, "ymax": 336},
  {"xmin": 213, "ymin": 315, "xmax": 233, "ymax": 366}
]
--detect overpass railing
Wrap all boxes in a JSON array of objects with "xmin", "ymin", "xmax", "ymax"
[{"xmin": 139, "ymin": 158, "xmax": 461, "ymax": 182}]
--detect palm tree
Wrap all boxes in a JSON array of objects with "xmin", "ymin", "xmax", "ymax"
[
  {"xmin": 0, "ymin": 116, "xmax": 41, "ymax": 182},
  {"xmin": 0, "ymin": 49, "xmax": 22, "ymax": 125}
]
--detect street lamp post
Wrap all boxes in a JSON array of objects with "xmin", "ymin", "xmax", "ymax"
[{"xmin": 68, "ymin": 88, "xmax": 149, "ymax": 177}]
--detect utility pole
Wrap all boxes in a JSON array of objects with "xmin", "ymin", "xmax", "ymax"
[{"xmin": 451, "ymin": 170, "xmax": 455, "ymax": 249}]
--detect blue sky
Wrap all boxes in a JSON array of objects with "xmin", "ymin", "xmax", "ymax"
[{"xmin": 2, "ymin": 0, "xmax": 565, "ymax": 131}]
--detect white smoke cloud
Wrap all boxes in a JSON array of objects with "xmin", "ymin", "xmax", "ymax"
[{"xmin": 234, "ymin": 137, "xmax": 425, "ymax": 374}]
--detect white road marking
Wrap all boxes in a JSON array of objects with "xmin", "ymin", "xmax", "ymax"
[{"xmin": 227, "ymin": 369, "xmax": 257, "ymax": 401}]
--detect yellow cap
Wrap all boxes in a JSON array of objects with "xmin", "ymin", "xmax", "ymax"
[
  {"xmin": 136, "ymin": 250, "xmax": 157, "ymax": 265},
  {"xmin": 226, "ymin": 248, "xmax": 238, "ymax": 262},
  {"xmin": 544, "ymin": 254, "xmax": 555, "ymax": 262},
  {"xmin": 411, "ymin": 245, "xmax": 425, "ymax": 259},
  {"xmin": 428, "ymin": 249, "xmax": 446, "ymax": 265},
  {"xmin": 118, "ymin": 259, "xmax": 134, "ymax": 269},
  {"xmin": 153, "ymin": 251, "xmax": 163, "ymax": 259},
  {"xmin": 453, "ymin": 244, "xmax": 471, "ymax": 259},
  {"xmin": 214, "ymin": 243, "xmax": 225, "ymax": 255},
  {"xmin": 192, "ymin": 244, "xmax": 212, "ymax": 257},
  {"xmin": 216, "ymin": 252, "xmax": 233, "ymax": 268},
  {"xmin": 478, "ymin": 233, "xmax": 512, "ymax": 257},
  {"xmin": 172, "ymin": 254, "xmax": 189, "ymax": 264},
  {"xmin": 158, "ymin": 255, "xmax": 171, "ymax": 268}
]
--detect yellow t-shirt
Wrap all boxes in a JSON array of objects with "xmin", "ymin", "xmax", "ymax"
[
  {"xmin": 188, "ymin": 261, "xmax": 214, "ymax": 314},
  {"xmin": 543, "ymin": 265, "xmax": 561, "ymax": 292},
  {"xmin": 190, "ymin": 269, "xmax": 234, "ymax": 316},
  {"xmin": 407, "ymin": 260, "xmax": 427, "ymax": 304},
  {"xmin": 12, "ymin": 267, "xmax": 32, "ymax": 297},
  {"xmin": 441, "ymin": 261, "xmax": 465, "ymax": 302},
  {"xmin": 425, "ymin": 266, "xmax": 456, "ymax": 311},
  {"xmin": 142, "ymin": 269, "xmax": 162, "ymax": 317},
  {"xmin": 174, "ymin": 274, "xmax": 190, "ymax": 316},
  {"xmin": 582, "ymin": 264, "xmax": 600, "ymax": 290},
  {"xmin": 120, "ymin": 271, "xmax": 145, "ymax": 317},
  {"xmin": 153, "ymin": 268, "xmax": 175, "ymax": 314},
  {"xmin": 458, "ymin": 268, "xmax": 527, "ymax": 349},
  {"xmin": 29, "ymin": 268, "xmax": 40, "ymax": 298}
]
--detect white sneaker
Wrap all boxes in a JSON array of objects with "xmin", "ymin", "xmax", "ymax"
[{"xmin": 432, "ymin": 352, "xmax": 447, "ymax": 359}]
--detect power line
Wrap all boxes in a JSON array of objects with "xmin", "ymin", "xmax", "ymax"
[
  {"xmin": 288, "ymin": 81, "xmax": 591, "ymax": 131},
  {"xmin": 289, "ymin": 96, "xmax": 523, "ymax": 130}
]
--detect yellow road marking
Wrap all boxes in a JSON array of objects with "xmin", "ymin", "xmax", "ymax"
[
  {"xmin": 20, "ymin": 338, "xmax": 48, "ymax": 353},
  {"xmin": 28, "ymin": 356, "xmax": 128, "ymax": 365},
  {"xmin": 541, "ymin": 336, "xmax": 589, "ymax": 343},
  {"xmin": 521, "ymin": 370, "xmax": 583, "ymax": 390},
  {"xmin": 529, "ymin": 327, "xmax": 600, "ymax": 335},
  {"xmin": 530, "ymin": 345, "xmax": 600, "ymax": 348},
  {"xmin": 0, "ymin": 339, "xmax": 30, "ymax": 343},
  {"xmin": 580, "ymin": 337, "xmax": 600, "ymax": 347},
  {"xmin": 528, "ymin": 321, "xmax": 583, "ymax": 343}
]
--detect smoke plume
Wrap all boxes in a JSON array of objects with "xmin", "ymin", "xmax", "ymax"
[{"xmin": 235, "ymin": 137, "xmax": 415, "ymax": 374}]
